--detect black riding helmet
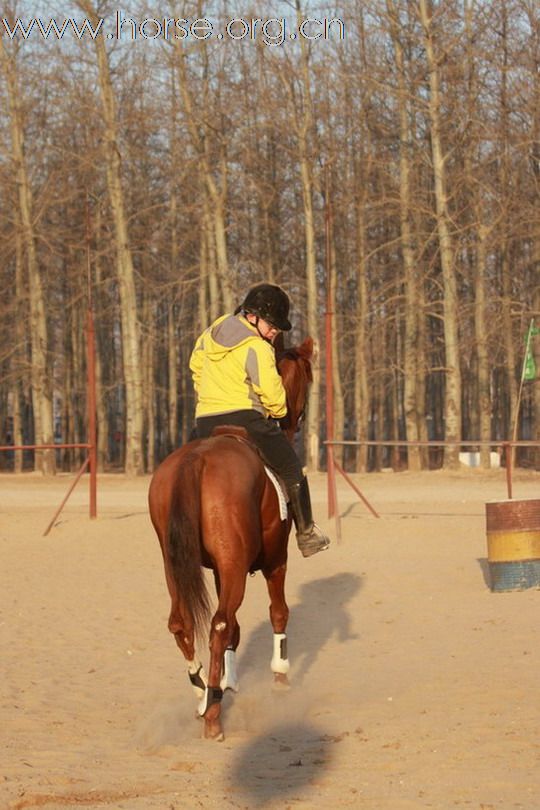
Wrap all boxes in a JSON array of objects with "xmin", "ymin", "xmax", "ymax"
[{"xmin": 238, "ymin": 283, "xmax": 292, "ymax": 332}]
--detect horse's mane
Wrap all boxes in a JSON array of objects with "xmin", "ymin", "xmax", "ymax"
[{"xmin": 275, "ymin": 337, "xmax": 314, "ymax": 384}]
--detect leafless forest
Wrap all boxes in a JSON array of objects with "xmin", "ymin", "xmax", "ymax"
[{"xmin": 0, "ymin": 0, "xmax": 538, "ymax": 475}]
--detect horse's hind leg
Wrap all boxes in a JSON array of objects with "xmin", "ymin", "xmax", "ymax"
[
  {"xmin": 199, "ymin": 575, "xmax": 247, "ymax": 740},
  {"xmin": 264, "ymin": 563, "xmax": 291, "ymax": 687},
  {"xmin": 213, "ymin": 571, "xmax": 240, "ymax": 693},
  {"xmin": 220, "ymin": 623, "xmax": 240, "ymax": 693},
  {"xmin": 168, "ymin": 598, "xmax": 208, "ymax": 699}
]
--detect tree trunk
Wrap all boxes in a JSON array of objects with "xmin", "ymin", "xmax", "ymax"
[
  {"xmin": 524, "ymin": 2, "xmax": 540, "ymax": 469},
  {"xmin": 464, "ymin": 1, "xmax": 492, "ymax": 468},
  {"xmin": 168, "ymin": 179, "xmax": 179, "ymax": 452},
  {"xmin": 181, "ymin": 343, "xmax": 190, "ymax": 444},
  {"xmin": 167, "ymin": 302, "xmax": 178, "ymax": 452},
  {"xmin": 0, "ymin": 37, "xmax": 55, "ymax": 474},
  {"xmin": 12, "ymin": 222, "xmax": 25, "ymax": 472},
  {"xmin": 419, "ymin": 0, "xmax": 462, "ymax": 469},
  {"xmin": 416, "ymin": 299, "xmax": 429, "ymax": 468},
  {"xmin": 144, "ymin": 295, "xmax": 156, "ymax": 472},
  {"xmin": 79, "ymin": 1, "xmax": 144, "ymax": 474},
  {"xmin": 285, "ymin": 0, "xmax": 322, "ymax": 470},
  {"xmin": 173, "ymin": 42, "xmax": 232, "ymax": 313},
  {"xmin": 497, "ymin": 5, "xmax": 518, "ymax": 461},
  {"xmin": 203, "ymin": 197, "xmax": 220, "ymax": 325},
  {"xmin": 92, "ymin": 218, "xmax": 109, "ymax": 473},
  {"xmin": 475, "ymin": 226, "xmax": 492, "ymax": 467},
  {"xmin": 94, "ymin": 328, "xmax": 107, "ymax": 473},
  {"xmin": 328, "ymin": 196, "xmax": 345, "ymax": 467},
  {"xmin": 63, "ymin": 293, "xmax": 74, "ymax": 471},
  {"xmin": 387, "ymin": 0, "xmax": 422, "ymax": 470},
  {"xmin": 12, "ymin": 380, "xmax": 23, "ymax": 472},
  {"xmin": 299, "ymin": 148, "xmax": 321, "ymax": 470},
  {"xmin": 354, "ymin": 202, "xmax": 370, "ymax": 473}
]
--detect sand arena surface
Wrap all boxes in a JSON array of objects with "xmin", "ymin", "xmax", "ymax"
[{"xmin": 1, "ymin": 468, "xmax": 539, "ymax": 809}]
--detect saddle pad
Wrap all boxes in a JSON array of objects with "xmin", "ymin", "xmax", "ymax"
[{"xmin": 264, "ymin": 467, "xmax": 288, "ymax": 522}]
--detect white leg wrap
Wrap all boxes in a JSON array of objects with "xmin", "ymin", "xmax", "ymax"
[
  {"xmin": 197, "ymin": 685, "xmax": 223, "ymax": 717},
  {"xmin": 220, "ymin": 648, "xmax": 239, "ymax": 692},
  {"xmin": 197, "ymin": 687, "xmax": 210, "ymax": 716},
  {"xmin": 271, "ymin": 633, "xmax": 290, "ymax": 674},
  {"xmin": 187, "ymin": 659, "xmax": 208, "ymax": 698}
]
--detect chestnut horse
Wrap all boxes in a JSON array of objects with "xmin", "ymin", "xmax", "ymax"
[{"xmin": 148, "ymin": 337, "xmax": 313, "ymax": 740}]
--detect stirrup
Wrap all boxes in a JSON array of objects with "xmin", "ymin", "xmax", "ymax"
[{"xmin": 296, "ymin": 524, "xmax": 330, "ymax": 558}]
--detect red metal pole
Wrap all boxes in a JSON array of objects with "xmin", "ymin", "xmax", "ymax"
[
  {"xmin": 43, "ymin": 457, "xmax": 90, "ymax": 536},
  {"xmin": 87, "ymin": 308, "xmax": 97, "ymax": 519},
  {"xmin": 333, "ymin": 457, "xmax": 380, "ymax": 519}
]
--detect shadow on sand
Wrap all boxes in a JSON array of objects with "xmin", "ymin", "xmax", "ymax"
[
  {"xmin": 476, "ymin": 557, "xmax": 491, "ymax": 588},
  {"xmin": 228, "ymin": 720, "xmax": 335, "ymax": 807},
  {"xmin": 239, "ymin": 571, "xmax": 362, "ymax": 685},
  {"xmin": 135, "ymin": 572, "xmax": 362, "ymax": 752}
]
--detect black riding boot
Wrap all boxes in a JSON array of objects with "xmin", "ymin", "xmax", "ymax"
[{"xmin": 288, "ymin": 476, "xmax": 330, "ymax": 558}]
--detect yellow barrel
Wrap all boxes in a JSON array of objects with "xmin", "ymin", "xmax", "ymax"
[{"xmin": 485, "ymin": 499, "xmax": 540, "ymax": 592}]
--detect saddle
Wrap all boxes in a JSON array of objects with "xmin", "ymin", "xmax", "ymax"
[
  {"xmin": 210, "ymin": 424, "xmax": 253, "ymax": 444},
  {"xmin": 209, "ymin": 425, "xmax": 288, "ymax": 520}
]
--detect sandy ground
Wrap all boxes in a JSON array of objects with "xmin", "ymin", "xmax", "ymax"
[{"xmin": 1, "ymin": 467, "xmax": 539, "ymax": 810}]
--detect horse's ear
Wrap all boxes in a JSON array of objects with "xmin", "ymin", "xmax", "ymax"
[{"xmin": 298, "ymin": 336, "xmax": 314, "ymax": 360}]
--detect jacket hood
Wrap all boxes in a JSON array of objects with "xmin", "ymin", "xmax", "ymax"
[{"xmin": 204, "ymin": 314, "xmax": 260, "ymax": 358}]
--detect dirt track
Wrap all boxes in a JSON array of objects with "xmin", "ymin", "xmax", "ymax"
[{"xmin": 1, "ymin": 469, "xmax": 539, "ymax": 809}]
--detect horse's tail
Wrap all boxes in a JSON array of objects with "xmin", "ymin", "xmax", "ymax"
[{"xmin": 167, "ymin": 452, "xmax": 211, "ymax": 641}]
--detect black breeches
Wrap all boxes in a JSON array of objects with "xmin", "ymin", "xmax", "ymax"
[{"xmin": 195, "ymin": 410, "xmax": 303, "ymax": 489}]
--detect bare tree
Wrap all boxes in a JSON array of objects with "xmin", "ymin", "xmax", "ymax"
[
  {"xmin": 418, "ymin": 0, "xmax": 462, "ymax": 468},
  {"xmin": 386, "ymin": 0, "xmax": 423, "ymax": 470},
  {"xmin": 0, "ymin": 31, "xmax": 55, "ymax": 474},
  {"xmin": 76, "ymin": 1, "xmax": 144, "ymax": 475}
]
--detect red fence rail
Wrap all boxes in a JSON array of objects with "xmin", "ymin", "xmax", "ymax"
[
  {"xmin": 0, "ymin": 442, "xmax": 96, "ymax": 536},
  {"xmin": 1, "ymin": 308, "xmax": 98, "ymax": 536},
  {"xmin": 324, "ymin": 439, "xmax": 540, "ymax": 535}
]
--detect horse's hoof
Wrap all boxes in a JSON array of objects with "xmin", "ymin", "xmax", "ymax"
[
  {"xmin": 204, "ymin": 725, "xmax": 224, "ymax": 741},
  {"xmin": 221, "ymin": 680, "xmax": 239, "ymax": 693},
  {"xmin": 272, "ymin": 673, "xmax": 290, "ymax": 690},
  {"xmin": 220, "ymin": 671, "xmax": 239, "ymax": 693}
]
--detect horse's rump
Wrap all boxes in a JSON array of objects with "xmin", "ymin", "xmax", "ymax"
[{"xmin": 152, "ymin": 436, "xmax": 275, "ymax": 638}]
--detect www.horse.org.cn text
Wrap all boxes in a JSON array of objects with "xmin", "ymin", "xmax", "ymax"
[{"xmin": 1, "ymin": 14, "xmax": 346, "ymax": 46}]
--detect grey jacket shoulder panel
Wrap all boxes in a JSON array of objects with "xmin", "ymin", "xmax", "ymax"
[{"xmin": 211, "ymin": 314, "xmax": 255, "ymax": 348}]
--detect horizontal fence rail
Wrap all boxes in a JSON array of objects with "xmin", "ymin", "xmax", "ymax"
[
  {"xmin": 324, "ymin": 440, "xmax": 538, "ymax": 447},
  {"xmin": 0, "ymin": 441, "xmax": 97, "ymax": 534},
  {"xmin": 0, "ymin": 443, "xmax": 91, "ymax": 451}
]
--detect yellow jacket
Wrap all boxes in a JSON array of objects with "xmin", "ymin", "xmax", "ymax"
[{"xmin": 189, "ymin": 314, "xmax": 287, "ymax": 419}]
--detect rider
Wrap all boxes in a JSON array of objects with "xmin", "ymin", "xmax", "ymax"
[{"xmin": 189, "ymin": 282, "xmax": 330, "ymax": 558}]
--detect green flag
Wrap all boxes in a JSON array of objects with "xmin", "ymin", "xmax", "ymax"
[
  {"xmin": 523, "ymin": 348, "xmax": 536, "ymax": 381},
  {"xmin": 523, "ymin": 321, "xmax": 539, "ymax": 381}
]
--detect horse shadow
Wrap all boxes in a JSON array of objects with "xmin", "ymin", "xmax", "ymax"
[
  {"xmin": 228, "ymin": 720, "xmax": 336, "ymax": 807},
  {"xmin": 238, "ymin": 571, "xmax": 362, "ymax": 686}
]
